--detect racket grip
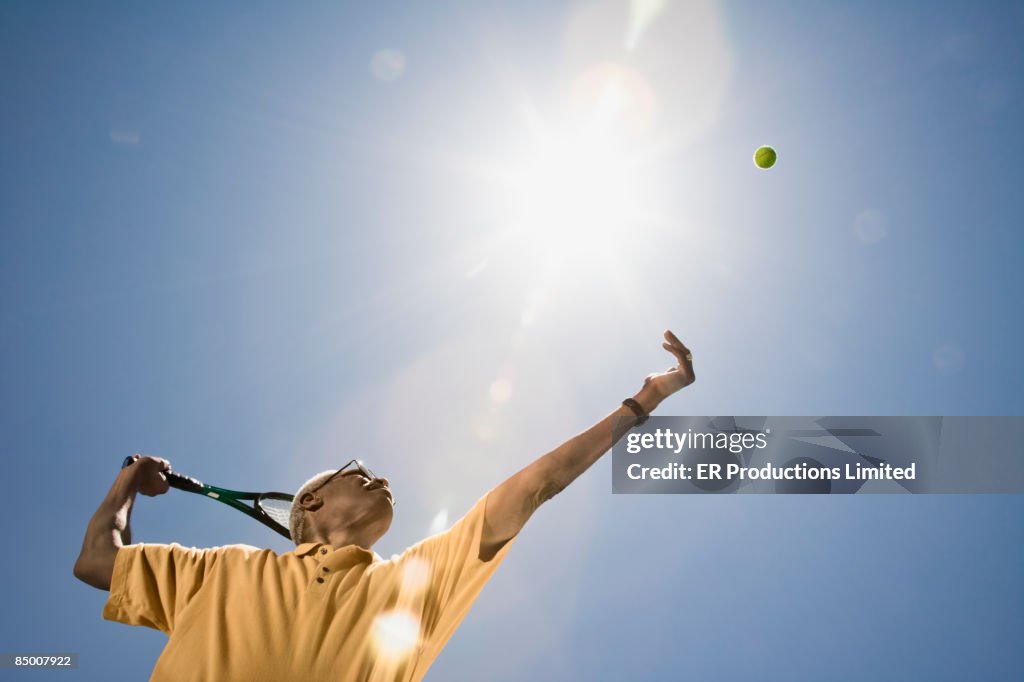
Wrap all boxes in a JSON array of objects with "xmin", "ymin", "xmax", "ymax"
[{"xmin": 165, "ymin": 470, "xmax": 204, "ymax": 494}]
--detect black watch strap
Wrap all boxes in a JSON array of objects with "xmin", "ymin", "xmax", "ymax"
[{"xmin": 621, "ymin": 398, "xmax": 649, "ymax": 425}]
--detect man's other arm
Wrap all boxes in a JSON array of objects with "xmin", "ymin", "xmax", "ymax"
[
  {"xmin": 480, "ymin": 330, "xmax": 695, "ymax": 560},
  {"xmin": 73, "ymin": 455, "xmax": 170, "ymax": 590}
]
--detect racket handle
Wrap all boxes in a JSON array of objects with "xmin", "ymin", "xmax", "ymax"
[
  {"xmin": 165, "ymin": 470, "xmax": 204, "ymax": 493},
  {"xmin": 120, "ymin": 456, "xmax": 205, "ymax": 493}
]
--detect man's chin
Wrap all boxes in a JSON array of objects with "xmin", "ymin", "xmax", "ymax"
[
  {"xmin": 373, "ymin": 494, "xmax": 395, "ymax": 517},
  {"xmin": 371, "ymin": 486, "xmax": 395, "ymax": 507}
]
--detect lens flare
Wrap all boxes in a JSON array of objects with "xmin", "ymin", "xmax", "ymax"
[
  {"xmin": 400, "ymin": 557, "xmax": 431, "ymax": 594},
  {"xmin": 371, "ymin": 610, "xmax": 421, "ymax": 660}
]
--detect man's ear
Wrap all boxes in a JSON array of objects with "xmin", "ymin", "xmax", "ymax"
[{"xmin": 299, "ymin": 492, "xmax": 323, "ymax": 512}]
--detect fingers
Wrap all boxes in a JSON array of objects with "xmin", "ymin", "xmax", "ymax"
[
  {"xmin": 128, "ymin": 455, "xmax": 172, "ymax": 496},
  {"xmin": 126, "ymin": 454, "xmax": 171, "ymax": 473},
  {"xmin": 663, "ymin": 330, "xmax": 693, "ymax": 365},
  {"xmin": 663, "ymin": 341, "xmax": 688, "ymax": 365},
  {"xmin": 663, "ymin": 330, "xmax": 690, "ymax": 355},
  {"xmin": 145, "ymin": 455, "xmax": 170, "ymax": 469}
]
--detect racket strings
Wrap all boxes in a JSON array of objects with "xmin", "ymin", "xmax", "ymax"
[{"xmin": 257, "ymin": 497, "xmax": 293, "ymax": 531}]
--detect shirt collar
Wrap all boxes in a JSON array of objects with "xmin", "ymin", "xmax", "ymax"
[{"xmin": 292, "ymin": 542, "xmax": 382, "ymax": 564}]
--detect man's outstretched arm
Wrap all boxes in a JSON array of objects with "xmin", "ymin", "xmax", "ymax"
[
  {"xmin": 73, "ymin": 455, "xmax": 170, "ymax": 590},
  {"xmin": 480, "ymin": 330, "xmax": 695, "ymax": 560}
]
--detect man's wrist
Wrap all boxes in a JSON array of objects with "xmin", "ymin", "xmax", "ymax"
[{"xmin": 115, "ymin": 466, "xmax": 143, "ymax": 496}]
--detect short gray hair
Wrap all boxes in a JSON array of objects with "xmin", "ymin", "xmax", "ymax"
[{"xmin": 289, "ymin": 469, "xmax": 337, "ymax": 545}]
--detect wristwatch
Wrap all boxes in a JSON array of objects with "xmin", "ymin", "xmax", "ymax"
[{"xmin": 621, "ymin": 398, "xmax": 649, "ymax": 425}]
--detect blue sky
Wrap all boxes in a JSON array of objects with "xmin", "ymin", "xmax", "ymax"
[{"xmin": 2, "ymin": 1, "xmax": 1022, "ymax": 680}]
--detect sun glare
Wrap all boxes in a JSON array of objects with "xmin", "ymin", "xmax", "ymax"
[
  {"xmin": 509, "ymin": 141, "xmax": 636, "ymax": 244},
  {"xmin": 496, "ymin": 65, "xmax": 658, "ymax": 266},
  {"xmin": 371, "ymin": 610, "xmax": 421, "ymax": 660}
]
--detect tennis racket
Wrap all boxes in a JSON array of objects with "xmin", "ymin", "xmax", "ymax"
[{"xmin": 120, "ymin": 456, "xmax": 295, "ymax": 540}]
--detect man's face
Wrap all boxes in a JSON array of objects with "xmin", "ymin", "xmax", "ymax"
[{"xmin": 311, "ymin": 469, "xmax": 395, "ymax": 538}]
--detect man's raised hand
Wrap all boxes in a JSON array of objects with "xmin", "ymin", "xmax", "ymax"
[{"xmin": 642, "ymin": 329, "xmax": 696, "ymax": 401}]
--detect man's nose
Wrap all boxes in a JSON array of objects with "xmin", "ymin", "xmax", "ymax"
[{"xmin": 374, "ymin": 477, "xmax": 390, "ymax": 488}]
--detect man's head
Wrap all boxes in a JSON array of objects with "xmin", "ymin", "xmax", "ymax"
[{"xmin": 289, "ymin": 460, "xmax": 395, "ymax": 548}]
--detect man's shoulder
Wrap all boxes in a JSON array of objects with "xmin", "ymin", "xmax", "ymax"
[
  {"xmin": 159, "ymin": 541, "xmax": 266, "ymax": 551},
  {"xmin": 218, "ymin": 543, "xmax": 296, "ymax": 559},
  {"xmin": 150, "ymin": 542, "xmax": 281, "ymax": 561}
]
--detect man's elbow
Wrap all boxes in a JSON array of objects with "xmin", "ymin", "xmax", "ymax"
[
  {"xmin": 73, "ymin": 553, "xmax": 112, "ymax": 591},
  {"xmin": 534, "ymin": 479, "xmax": 566, "ymax": 507}
]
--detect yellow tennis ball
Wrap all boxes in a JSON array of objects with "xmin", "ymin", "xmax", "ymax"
[{"xmin": 754, "ymin": 145, "xmax": 777, "ymax": 169}]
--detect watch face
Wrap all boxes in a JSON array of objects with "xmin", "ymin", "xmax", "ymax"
[{"xmin": 623, "ymin": 399, "xmax": 647, "ymax": 420}]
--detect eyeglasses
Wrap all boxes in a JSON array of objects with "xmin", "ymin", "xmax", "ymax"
[{"xmin": 309, "ymin": 459, "xmax": 394, "ymax": 506}]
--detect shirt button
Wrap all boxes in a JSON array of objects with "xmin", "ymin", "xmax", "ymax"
[{"xmin": 316, "ymin": 577, "xmax": 325, "ymax": 584}]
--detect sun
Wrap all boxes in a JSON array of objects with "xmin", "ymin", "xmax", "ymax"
[
  {"xmin": 491, "ymin": 65, "xmax": 661, "ymax": 267},
  {"xmin": 506, "ymin": 140, "xmax": 641, "ymax": 255}
]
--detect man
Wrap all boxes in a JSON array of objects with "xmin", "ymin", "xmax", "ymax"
[{"xmin": 74, "ymin": 330, "xmax": 695, "ymax": 681}]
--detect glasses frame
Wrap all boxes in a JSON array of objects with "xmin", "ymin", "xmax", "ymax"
[{"xmin": 308, "ymin": 459, "xmax": 394, "ymax": 506}]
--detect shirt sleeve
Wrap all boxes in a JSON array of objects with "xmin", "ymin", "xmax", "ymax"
[
  {"xmin": 102, "ymin": 542, "xmax": 222, "ymax": 634},
  {"xmin": 395, "ymin": 490, "xmax": 518, "ymax": 654}
]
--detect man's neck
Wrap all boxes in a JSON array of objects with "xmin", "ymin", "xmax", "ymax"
[{"xmin": 313, "ymin": 527, "xmax": 375, "ymax": 551}]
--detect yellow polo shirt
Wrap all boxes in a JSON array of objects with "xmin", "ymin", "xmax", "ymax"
[{"xmin": 103, "ymin": 491, "xmax": 516, "ymax": 681}]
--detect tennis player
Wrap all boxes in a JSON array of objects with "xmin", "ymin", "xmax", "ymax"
[{"xmin": 74, "ymin": 330, "xmax": 695, "ymax": 681}]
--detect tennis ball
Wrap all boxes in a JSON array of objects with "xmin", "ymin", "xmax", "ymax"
[{"xmin": 754, "ymin": 145, "xmax": 777, "ymax": 169}]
